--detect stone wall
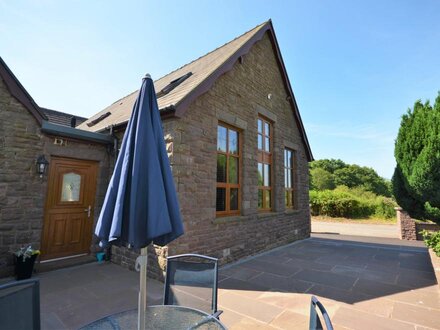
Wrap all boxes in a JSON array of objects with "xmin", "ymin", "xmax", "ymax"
[
  {"xmin": 416, "ymin": 222, "xmax": 440, "ymax": 240},
  {"xmin": 396, "ymin": 207, "xmax": 440, "ymax": 240},
  {"xmin": 109, "ymin": 31, "xmax": 311, "ymax": 279},
  {"xmin": 0, "ymin": 77, "xmax": 46, "ymax": 277},
  {"xmin": 396, "ymin": 207, "xmax": 417, "ymax": 240},
  {"xmin": 0, "ymin": 76, "xmax": 111, "ymax": 277},
  {"xmin": 167, "ymin": 31, "xmax": 311, "ymax": 264}
]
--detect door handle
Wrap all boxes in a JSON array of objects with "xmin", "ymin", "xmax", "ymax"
[{"xmin": 84, "ymin": 205, "xmax": 92, "ymax": 218}]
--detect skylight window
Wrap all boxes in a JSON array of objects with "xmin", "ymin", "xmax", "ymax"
[
  {"xmin": 157, "ymin": 72, "xmax": 192, "ymax": 98},
  {"xmin": 87, "ymin": 112, "xmax": 111, "ymax": 127}
]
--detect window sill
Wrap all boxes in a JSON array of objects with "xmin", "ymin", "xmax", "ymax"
[
  {"xmin": 285, "ymin": 209, "xmax": 301, "ymax": 215},
  {"xmin": 257, "ymin": 212, "xmax": 277, "ymax": 219},
  {"xmin": 212, "ymin": 215, "xmax": 248, "ymax": 224}
]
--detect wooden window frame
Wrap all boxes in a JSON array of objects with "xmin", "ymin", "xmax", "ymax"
[
  {"xmin": 257, "ymin": 116, "xmax": 273, "ymax": 211},
  {"xmin": 216, "ymin": 123, "xmax": 241, "ymax": 217},
  {"xmin": 284, "ymin": 148, "xmax": 296, "ymax": 209}
]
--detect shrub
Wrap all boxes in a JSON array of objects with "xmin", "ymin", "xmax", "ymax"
[
  {"xmin": 393, "ymin": 93, "xmax": 440, "ymax": 223},
  {"xmin": 310, "ymin": 187, "xmax": 396, "ymax": 219},
  {"xmin": 420, "ymin": 230, "xmax": 440, "ymax": 256}
]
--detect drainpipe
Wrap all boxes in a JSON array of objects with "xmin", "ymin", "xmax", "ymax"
[{"xmin": 109, "ymin": 125, "xmax": 119, "ymax": 167}]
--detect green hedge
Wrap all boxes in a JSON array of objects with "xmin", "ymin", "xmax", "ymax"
[
  {"xmin": 310, "ymin": 186, "xmax": 396, "ymax": 219},
  {"xmin": 420, "ymin": 230, "xmax": 440, "ymax": 256}
]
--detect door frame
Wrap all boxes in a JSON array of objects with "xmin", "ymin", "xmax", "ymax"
[{"xmin": 40, "ymin": 156, "xmax": 99, "ymax": 261}]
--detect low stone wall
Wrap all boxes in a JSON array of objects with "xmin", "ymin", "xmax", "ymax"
[
  {"xmin": 395, "ymin": 207, "xmax": 440, "ymax": 240},
  {"xmin": 416, "ymin": 222, "xmax": 440, "ymax": 240},
  {"xmin": 428, "ymin": 249, "xmax": 440, "ymax": 288}
]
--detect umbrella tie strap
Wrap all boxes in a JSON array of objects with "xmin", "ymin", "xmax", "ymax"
[{"xmin": 135, "ymin": 255, "xmax": 148, "ymax": 272}]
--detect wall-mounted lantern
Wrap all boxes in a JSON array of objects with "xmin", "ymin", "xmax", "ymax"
[{"xmin": 36, "ymin": 155, "xmax": 49, "ymax": 178}]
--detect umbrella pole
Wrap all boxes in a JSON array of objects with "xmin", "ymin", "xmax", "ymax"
[{"xmin": 136, "ymin": 246, "xmax": 149, "ymax": 330}]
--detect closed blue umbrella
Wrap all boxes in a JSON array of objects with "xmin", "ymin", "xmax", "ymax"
[{"xmin": 95, "ymin": 74, "xmax": 184, "ymax": 330}]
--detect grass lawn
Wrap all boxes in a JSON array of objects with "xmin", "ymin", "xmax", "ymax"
[{"xmin": 312, "ymin": 215, "xmax": 397, "ymax": 225}]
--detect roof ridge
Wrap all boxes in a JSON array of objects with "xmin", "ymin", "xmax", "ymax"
[
  {"xmin": 153, "ymin": 20, "xmax": 269, "ymax": 83},
  {"xmin": 41, "ymin": 107, "xmax": 88, "ymax": 119}
]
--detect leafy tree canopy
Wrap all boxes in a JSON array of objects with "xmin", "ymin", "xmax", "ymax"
[
  {"xmin": 310, "ymin": 159, "xmax": 391, "ymax": 197},
  {"xmin": 393, "ymin": 92, "xmax": 440, "ymax": 221},
  {"xmin": 310, "ymin": 167, "xmax": 335, "ymax": 190},
  {"xmin": 309, "ymin": 158, "xmax": 347, "ymax": 173}
]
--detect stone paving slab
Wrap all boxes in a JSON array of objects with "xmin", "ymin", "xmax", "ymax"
[{"xmin": 37, "ymin": 234, "xmax": 440, "ymax": 329}]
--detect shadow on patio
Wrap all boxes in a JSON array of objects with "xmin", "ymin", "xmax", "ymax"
[
  {"xmin": 214, "ymin": 235, "xmax": 440, "ymax": 329},
  {"xmin": 39, "ymin": 234, "xmax": 440, "ymax": 329}
]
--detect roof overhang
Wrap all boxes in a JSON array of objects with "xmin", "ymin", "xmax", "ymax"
[
  {"xmin": 0, "ymin": 57, "xmax": 47, "ymax": 125},
  {"xmin": 41, "ymin": 121, "xmax": 113, "ymax": 144},
  {"xmin": 93, "ymin": 105, "xmax": 176, "ymax": 133}
]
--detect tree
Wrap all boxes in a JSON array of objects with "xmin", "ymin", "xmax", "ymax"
[
  {"xmin": 310, "ymin": 168, "xmax": 335, "ymax": 190},
  {"xmin": 334, "ymin": 165, "xmax": 391, "ymax": 197},
  {"xmin": 310, "ymin": 159, "xmax": 347, "ymax": 173},
  {"xmin": 309, "ymin": 159, "xmax": 391, "ymax": 196},
  {"xmin": 393, "ymin": 92, "xmax": 440, "ymax": 221}
]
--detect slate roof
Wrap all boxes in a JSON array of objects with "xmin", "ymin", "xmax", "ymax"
[
  {"xmin": 77, "ymin": 20, "xmax": 313, "ymax": 160},
  {"xmin": 41, "ymin": 108, "xmax": 87, "ymax": 127},
  {"xmin": 77, "ymin": 21, "xmax": 268, "ymax": 132}
]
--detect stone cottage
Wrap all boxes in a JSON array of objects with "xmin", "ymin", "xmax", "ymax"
[
  {"xmin": 0, "ymin": 20, "xmax": 312, "ymax": 278},
  {"xmin": 78, "ymin": 20, "xmax": 313, "ymax": 277}
]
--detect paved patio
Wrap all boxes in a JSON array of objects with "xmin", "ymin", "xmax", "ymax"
[{"xmin": 39, "ymin": 235, "xmax": 440, "ymax": 329}]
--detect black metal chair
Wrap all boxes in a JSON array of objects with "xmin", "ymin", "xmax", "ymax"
[
  {"xmin": 164, "ymin": 254, "xmax": 222, "ymax": 318},
  {"xmin": 309, "ymin": 296, "xmax": 333, "ymax": 330},
  {"xmin": 0, "ymin": 278, "xmax": 41, "ymax": 330}
]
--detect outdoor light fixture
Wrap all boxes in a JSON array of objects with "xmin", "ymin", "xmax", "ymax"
[{"xmin": 36, "ymin": 155, "xmax": 49, "ymax": 178}]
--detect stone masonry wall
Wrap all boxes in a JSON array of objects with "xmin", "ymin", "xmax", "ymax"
[
  {"xmin": 396, "ymin": 207, "xmax": 440, "ymax": 240},
  {"xmin": 0, "ymin": 76, "xmax": 110, "ymax": 277},
  {"xmin": 396, "ymin": 207, "xmax": 417, "ymax": 240},
  {"xmin": 0, "ymin": 77, "xmax": 46, "ymax": 277},
  {"xmin": 166, "ymin": 32, "xmax": 311, "ymax": 264},
  {"xmin": 109, "ymin": 32, "xmax": 311, "ymax": 279}
]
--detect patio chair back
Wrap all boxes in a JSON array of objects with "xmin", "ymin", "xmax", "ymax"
[
  {"xmin": 309, "ymin": 296, "xmax": 333, "ymax": 330},
  {"xmin": 0, "ymin": 278, "xmax": 40, "ymax": 330},
  {"xmin": 164, "ymin": 254, "xmax": 219, "ymax": 315}
]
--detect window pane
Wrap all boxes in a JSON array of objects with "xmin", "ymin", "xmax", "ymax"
[
  {"xmin": 287, "ymin": 150, "xmax": 292, "ymax": 168},
  {"xmin": 258, "ymin": 189, "xmax": 263, "ymax": 208},
  {"xmin": 265, "ymin": 190, "xmax": 271, "ymax": 209},
  {"xmin": 284, "ymin": 168, "xmax": 288, "ymax": 187},
  {"xmin": 285, "ymin": 190, "xmax": 291, "ymax": 207},
  {"xmin": 284, "ymin": 149, "xmax": 288, "ymax": 167},
  {"xmin": 258, "ymin": 134, "xmax": 263, "ymax": 150},
  {"xmin": 230, "ymin": 188, "xmax": 239, "ymax": 210},
  {"xmin": 61, "ymin": 172, "xmax": 81, "ymax": 202},
  {"xmin": 229, "ymin": 129, "xmax": 238, "ymax": 154},
  {"xmin": 264, "ymin": 164, "xmax": 270, "ymax": 186},
  {"xmin": 228, "ymin": 157, "xmax": 238, "ymax": 184},
  {"xmin": 258, "ymin": 163, "xmax": 263, "ymax": 186},
  {"xmin": 217, "ymin": 154, "xmax": 226, "ymax": 182},
  {"xmin": 286, "ymin": 169, "xmax": 290, "ymax": 188},
  {"xmin": 216, "ymin": 188, "xmax": 226, "ymax": 211},
  {"xmin": 265, "ymin": 136, "xmax": 270, "ymax": 152},
  {"xmin": 264, "ymin": 122, "xmax": 270, "ymax": 137},
  {"xmin": 258, "ymin": 119, "xmax": 263, "ymax": 133},
  {"xmin": 217, "ymin": 126, "xmax": 227, "ymax": 152}
]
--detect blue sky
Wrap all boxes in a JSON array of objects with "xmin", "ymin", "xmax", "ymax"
[{"xmin": 1, "ymin": 1, "xmax": 439, "ymax": 178}]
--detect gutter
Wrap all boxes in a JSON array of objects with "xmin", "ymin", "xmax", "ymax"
[
  {"xmin": 95, "ymin": 105, "xmax": 177, "ymax": 133},
  {"xmin": 41, "ymin": 120, "xmax": 113, "ymax": 144}
]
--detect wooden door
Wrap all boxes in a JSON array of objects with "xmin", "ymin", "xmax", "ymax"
[{"xmin": 41, "ymin": 157, "xmax": 98, "ymax": 261}]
